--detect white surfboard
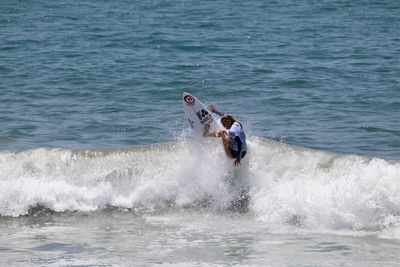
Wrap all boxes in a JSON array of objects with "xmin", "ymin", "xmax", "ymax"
[{"xmin": 182, "ymin": 92, "xmax": 220, "ymax": 135}]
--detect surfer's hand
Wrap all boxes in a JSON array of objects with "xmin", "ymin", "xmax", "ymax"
[
  {"xmin": 209, "ymin": 105, "xmax": 217, "ymax": 113},
  {"xmin": 234, "ymin": 159, "xmax": 241, "ymax": 166}
]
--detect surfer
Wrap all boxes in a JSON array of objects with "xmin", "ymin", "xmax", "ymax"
[{"xmin": 204, "ymin": 105, "xmax": 247, "ymax": 166}]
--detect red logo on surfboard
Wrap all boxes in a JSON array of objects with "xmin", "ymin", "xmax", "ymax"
[{"xmin": 184, "ymin": 95, "xmax": 195, "ymax": 105}]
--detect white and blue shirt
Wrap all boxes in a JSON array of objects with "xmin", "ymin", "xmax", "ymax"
[{"xmin": 228, "ymin": 122, "xmax": 247, "ymax": 152}]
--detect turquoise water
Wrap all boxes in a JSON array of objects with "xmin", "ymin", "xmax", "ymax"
[
  {"xmin": 1, "ymin": 1, "xmax": 400, "ymax": 266},
  {"xmin": 2, "ymin": 0, "xmax": 400, "ymax": 157}
]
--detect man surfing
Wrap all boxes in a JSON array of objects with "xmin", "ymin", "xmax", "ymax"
[{"xmin": 204, "ymin": 105, "xmax": 247, "ymax": 166}]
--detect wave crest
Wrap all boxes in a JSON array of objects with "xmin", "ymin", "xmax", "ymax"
[{"xmin": 1, "ymin": 138, "xmax": 400, "ymax": 236}]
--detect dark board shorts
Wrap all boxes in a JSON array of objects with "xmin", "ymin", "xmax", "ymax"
[{"xmin": 230, "ymin": 150, "xmax": 246, "ymax": 159}]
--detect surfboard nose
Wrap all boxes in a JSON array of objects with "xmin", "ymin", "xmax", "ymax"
[{"xmin": 183, "ymin": 93, "xmax": 196, "ymax": 105}]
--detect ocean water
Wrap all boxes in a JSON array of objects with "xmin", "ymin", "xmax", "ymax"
[{"xmin": 1, "ymin": 0, "xmax": 400, "ymax": 266}]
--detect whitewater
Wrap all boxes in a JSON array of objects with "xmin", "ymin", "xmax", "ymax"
[{"xmin": 2, "ymin": 135, "xmax": 400, "ymax": 239}]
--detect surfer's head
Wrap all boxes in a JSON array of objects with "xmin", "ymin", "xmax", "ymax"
[{"xmin": 221, "ymin": 115, "xmax": 235, "ymax": 129}]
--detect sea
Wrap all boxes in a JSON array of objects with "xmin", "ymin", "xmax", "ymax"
[{"xmin": 1, "ymin": 0, "xmax": 400, "ymax": 266}]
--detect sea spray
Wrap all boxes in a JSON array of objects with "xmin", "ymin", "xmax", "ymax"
[
  {"xmin": 0, "ymin": 139, "xmax": 237, "ymax": 216},
  {"xmin": 249, "ymin": 137, "xmax": 400, "ymax": 232},
  {"xmin": 1, "ymin": 137, "xmax": 400, "ymax": 236}
]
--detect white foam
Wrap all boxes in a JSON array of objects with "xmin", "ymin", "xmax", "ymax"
[
  {"xmin": 0, "ymin": 140, "xmax": 236, "ymax": 216},
  {"xmin": 248, "ymin": 137, "xmax": 400, "ymax": 234},
  {"xmin": 1, "ymin": 137, "xmax": 400, "ymax": 238}
]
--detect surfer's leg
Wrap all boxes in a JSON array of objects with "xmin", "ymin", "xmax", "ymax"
[{"xmin": 221, "ymin": 131, "xmax": 233, "ymax": 158}]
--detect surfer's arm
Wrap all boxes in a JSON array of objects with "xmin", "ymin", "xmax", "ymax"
[{"xmin": 209, "ymin": 105, "xmax": 225, "ymax": 117}]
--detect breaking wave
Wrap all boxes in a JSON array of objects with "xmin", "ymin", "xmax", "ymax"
[{"xmin": 1, "ymin": 136, "xmax": 400, "ymax": 236}]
